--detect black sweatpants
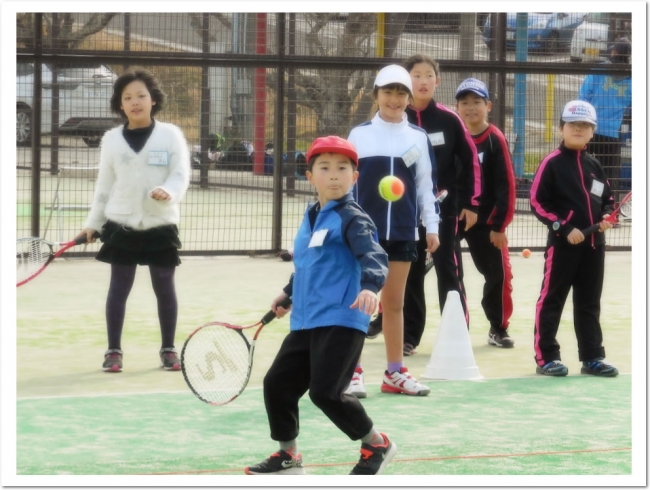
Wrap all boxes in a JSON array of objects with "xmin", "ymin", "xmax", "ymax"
[
  {"xmin": 461, "ymin": 224, "xmax": 514, "ymax": 331},
  {"xmin": 533, "ymin": 242, "xmax": 606, "ymax": 365},
  {"xmin": 404, "ymin": 220, "xmax": 468, "ymax": 348},
  {"xmin": 263, "ymin": 326, "xmax": 372, "ymax": 442}
]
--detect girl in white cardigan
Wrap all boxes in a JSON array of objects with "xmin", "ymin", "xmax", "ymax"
[{"xmin": 78, "ymin": 67, "xmax": 190, "ymax": 373}]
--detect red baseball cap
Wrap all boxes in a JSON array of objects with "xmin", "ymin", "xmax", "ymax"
[{"xmin": 306, "ymin": 136, "xmax": 358, "ymax": 166}]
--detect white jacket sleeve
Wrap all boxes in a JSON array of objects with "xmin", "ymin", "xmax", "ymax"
[
  {"xmin": 415, "ymin": 135, "xmax": 440, "ymax": 235},
  {"xmin": 84, "ymin": 132, "xmax": 116, "ymax": 231},
  {"xmin": 152, "ymin": 125, "xmax": 190, "ymax": 203}
]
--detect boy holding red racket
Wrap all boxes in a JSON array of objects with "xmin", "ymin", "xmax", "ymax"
[
  {"xmin": 245, "ymin": 136, "xmax": 395, "ymax": 475},
  {"xmin": 530, "ymin": 100, "xmax": 618, "ymax": 377}
]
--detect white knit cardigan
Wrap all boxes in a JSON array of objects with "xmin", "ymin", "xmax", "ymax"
[{"xmin": 84, "ymin": 121, "xmax": 191, "ymax": 232}]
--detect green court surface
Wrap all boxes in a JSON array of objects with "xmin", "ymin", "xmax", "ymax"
[
  {"xmin": 12, "ymin": 252, "xmax": 642, "ymax": 483},
  {"xmin": 17, "ymin": 376, "xmax": 631, "ymax": 476}
]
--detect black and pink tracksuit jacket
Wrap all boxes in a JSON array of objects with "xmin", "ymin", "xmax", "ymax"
[{"xmin": 531, "ymin": 143, "xmax": 615, "ymax": 247}]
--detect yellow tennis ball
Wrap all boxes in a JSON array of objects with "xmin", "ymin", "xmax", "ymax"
[{"xmin": 378, "ymin": 176, "xmax": 405, "ymax": 202}]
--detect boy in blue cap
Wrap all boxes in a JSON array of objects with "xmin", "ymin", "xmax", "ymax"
[{"xmin": 455, "ymin": 77, "xmax": 516, "ymax": 348}]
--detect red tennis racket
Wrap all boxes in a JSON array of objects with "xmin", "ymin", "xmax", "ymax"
[
  {"xmin": 181, "ymin": 296, "xmax": 292, "ymax": 406},
  {"xmin": 17, "ymin": 235, "xmax": 89, "ymax": 287},
  {"xmin": 580, "ymin": 191, "xmax": 631, "ymax": 237}
]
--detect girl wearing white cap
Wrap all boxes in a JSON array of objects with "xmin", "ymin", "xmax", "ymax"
[
  {"xmin": 346, "ymin": 64, "xmax": 440, "ymax": 397},
  {"xmin": 530, "ymin": 100, "xmax": 619, "ymax": 377}
]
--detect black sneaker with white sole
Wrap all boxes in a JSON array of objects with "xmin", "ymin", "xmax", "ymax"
[
  {"xmin": 350, "ymin": 433, "xmax": 397, "ymax": 475},
  {"xmin": 245, "ymin": 450, "xmax": 305, "ymax": 475},
  {"xmin": 488, "ymin": 327, "xmax": 515, "ymax": 348}
]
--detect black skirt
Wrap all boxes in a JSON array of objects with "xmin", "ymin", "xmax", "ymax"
[{"xmin": 95, "ymin": 220, "xmax": 182, "ymax": 267}]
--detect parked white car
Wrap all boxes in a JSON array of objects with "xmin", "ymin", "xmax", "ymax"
[
  {"xmin": 16, "ymin": 63, "xmax": 122, "ymax": 147},
  {"xmin": 570, "ymin": 12, "xmax": 631, "ymax": 63}
]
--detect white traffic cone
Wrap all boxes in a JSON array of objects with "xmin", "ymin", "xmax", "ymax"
[{"xmin": 421, "ymin": 291, "xmax": 483, "ymax": 380}]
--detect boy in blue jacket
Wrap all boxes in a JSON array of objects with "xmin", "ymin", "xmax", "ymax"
[{"xmin": 245, "ymin": 136, "xmax": 394, "ymax": 475}]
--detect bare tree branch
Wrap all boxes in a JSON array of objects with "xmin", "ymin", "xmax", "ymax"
[{"xmin": 65, "ymin": 14, "xmax": 117, "ymax": 49}]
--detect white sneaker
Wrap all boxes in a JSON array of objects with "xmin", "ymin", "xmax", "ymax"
[
  {"xmin": 381, "ymin": 367, "xmax": 430, "ymax": 396},
  {"xmin": 344, "ymin": 367, "xmax": 367, "ymax": 399}
]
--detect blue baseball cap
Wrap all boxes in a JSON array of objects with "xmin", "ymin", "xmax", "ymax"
[{"xmin": 455, "ymin": 78, "xmax": 489, "ymax": 100}]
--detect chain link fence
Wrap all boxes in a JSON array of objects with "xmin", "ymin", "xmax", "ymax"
[{"xmin": 16, "ymin": 12, "xmax": 633, "ymax": 255}]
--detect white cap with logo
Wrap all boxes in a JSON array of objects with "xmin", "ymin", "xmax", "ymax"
[
  {"xmin": 374, "ymin": 64, "xmax": 413, "ymax": 95},
  {"xmin": 561, "ymin": 100, "xmax": 597, "ymax": 128}
]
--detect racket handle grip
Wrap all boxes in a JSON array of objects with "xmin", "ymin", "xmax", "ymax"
[
  {"xmin": 261, "ymin": 296, "xmax": 292, "ymax": 325},
  {"xmin": 581, "ymin": 223, "xmax": 601, "ymax": 237},
  {"xmin": 74, "ymin": 231, "xmax": 101, "ymax": 245}
]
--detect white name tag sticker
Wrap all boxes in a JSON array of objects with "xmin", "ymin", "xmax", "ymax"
[
  {"xmin": 477, "ymin": 152, "xmax": 484, "ymax": 164},
  {"xmin": 428, "ymin": 132, "xmax": 445, "ymax": 146},
  {"xmin": 590, "ymin": 180, "xmax": 604, "ymax": 197},
  {"xmin": 148, "ymin": 151, "xmax": 169, "ymax": 166},
  {"xmin": 401, "ymin": 145, "xmax": 421, "ymax": 168},
  {"xmin": 308, "ymin": 229, "xmax": 328, "ymax": 248}
]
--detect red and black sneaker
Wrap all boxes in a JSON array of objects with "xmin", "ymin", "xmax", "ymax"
[
  {"xmin": 349, "ymin": 433, "xmax": 397, "ymax": 475},
  {"xmin": 245, "ymin": 450, "xmax": 305, "ymax": 475},
  {"xmin": 102, "ymin": 349, "xmax": 123, "ymax": 372},
  {"xmin": 159, "ymin": 347, "xmax": 181, "ymax": 371}
]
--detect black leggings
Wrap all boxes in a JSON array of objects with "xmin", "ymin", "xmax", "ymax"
[{"xmin": 106, "ymin": 263, "xmax": 178, "ymax": 350}]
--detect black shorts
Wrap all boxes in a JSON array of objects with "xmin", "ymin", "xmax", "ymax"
[
  {"xmin": 378, "ymin": 239, "xmax": 418, "ymax": 262},
  {"xmin": 95, "ymin": 220, "xmax": 182, "ymax": 267}
]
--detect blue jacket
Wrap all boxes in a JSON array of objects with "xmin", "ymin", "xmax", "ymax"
[
  {"xmin": 283, "ymin": 193, "xmax": 388, "ymax": 333},
  {"xmin": 348, "ymin": 113, "xmax": 440, "ymax": 240},
  {"xmin": 579, "ymin": 73, "xmax": 632, "ymax": 139}
]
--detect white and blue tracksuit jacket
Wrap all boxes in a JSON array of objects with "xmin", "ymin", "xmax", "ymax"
[
  {"xmin": 348, "ymin": 112, "xmax": 440, "ymax": 240},
  {"xmin": 283, "ymin": 193, "xmax": 389, "ymax": 333}
]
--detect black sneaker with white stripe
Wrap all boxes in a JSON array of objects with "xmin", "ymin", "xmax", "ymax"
[
  {"xmin": 245, "ymin": 450, "xmax": 305, "ymax": 475},
  {"xmin": 488, "ymin": 327, "xmax": 515, "ymax": 348},
  {"xmin": 349, "ymin": 433, "xmax": 397, "ymax": 475}
]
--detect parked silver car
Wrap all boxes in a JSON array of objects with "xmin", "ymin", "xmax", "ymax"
[{"xmin": 16, "ymin": 63, "xmax": 122, "ymax": 147}]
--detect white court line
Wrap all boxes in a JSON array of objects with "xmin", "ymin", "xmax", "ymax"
[{"xmin": 16, "ymin": 373, "xmax": 631, "ymax": 401}]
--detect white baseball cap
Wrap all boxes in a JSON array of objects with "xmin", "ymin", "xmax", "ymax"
[
  {"xmin": 374, "ymin": 64, "xmax": 413, "ymax": 95},
  {"xmin": 561, "ymin": 100, "xmax": 597, "ymax": 127}
]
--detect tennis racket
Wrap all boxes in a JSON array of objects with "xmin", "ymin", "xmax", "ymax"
[
  {"xmin": 424, "ymin": 189, "xmax": 449, "ymax": 275},
  {"xmin": 580, "ymin": 191, "xmax": 631, "ymax": 237},
  {"xmin": 617, "ymin": 192, "xmax": 632, "ymax": 220},
  {"xmin": 17, "ymin": 235, "xmax": 90, "ymax": 287},
  {"xmin": 181, "ymin": 296, "xmax": 292, "ymax": 406}
]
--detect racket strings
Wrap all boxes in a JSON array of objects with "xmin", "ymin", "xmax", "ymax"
[
  {"xmin": 182, "ymin": 325, "xmax": 254, "ymax": 405},
  {"xmin": 16, "ymin": 239, "xmax": 51, "ymax": 283}
]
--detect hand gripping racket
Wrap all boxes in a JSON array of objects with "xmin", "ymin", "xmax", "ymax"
[
  {"xmin": 17, "ymin": 235, "xmax": 89, "ymax": 287},
  {"xmin": 181, "ymin": 296, "xmax": 292, "ymax": 406},
  {"xmin": 424, "ymin": 189, "xmax": 449, "ymax": 275},
  {"xmin": 579, "ymin": 191, "xmax": 631, "ymax": 237}
]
